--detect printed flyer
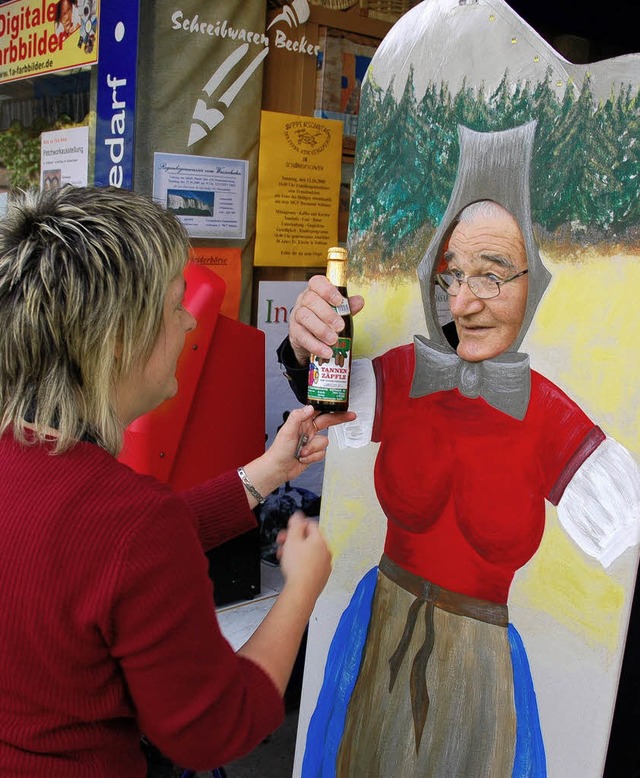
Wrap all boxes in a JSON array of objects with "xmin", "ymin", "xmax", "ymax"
[
  {"xmin": 40, "ymin": 125, "xmax": 89, "ymax": 189},
  {"xmin": 189, "ymin": 246, "xmax": 242, "ymax": 320},
  {"xmin": 255, "ymin": 110, "xmax": 342, "ymax": 266},
  {"xmin": 153, "ymin": 152, "xmax": 248, "ymax": 239}
]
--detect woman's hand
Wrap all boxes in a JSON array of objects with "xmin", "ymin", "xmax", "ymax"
[
  {"xmin": 276, "ymin": 512, "xmax": 332, "ymax": 598},
  {"xmin": 237, "ymin": 512, "xmax": 331, "ymax": 693},
  {"xmin": 238, "ymin": 405, "xmax": 356, "ymax": 507},
  {"xmin": 272, "ymin": 404, "xmax": 356, "ymax": 473}
]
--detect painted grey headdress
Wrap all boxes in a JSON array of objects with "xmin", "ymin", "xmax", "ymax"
[{"xmin": 410, "ymin": 121, "xmax": 550, "ymax": 420}]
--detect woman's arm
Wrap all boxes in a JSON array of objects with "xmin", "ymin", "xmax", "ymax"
[
  {"xmin": 180, "ymin": 405, "xmax": 356, "ymax": 551},
  {"xmin": 237, "ymin": 513, "xmax": 331, "ymax": 693},
  {"xmin": 112, "ymin": 500, "xmax": 330, "ymax": 771}
]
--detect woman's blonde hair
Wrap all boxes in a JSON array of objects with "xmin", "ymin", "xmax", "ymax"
[{"xmin": 0, "ymin": 186, "xmax": 189, "ymax": 455}]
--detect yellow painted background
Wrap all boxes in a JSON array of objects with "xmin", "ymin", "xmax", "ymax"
[
  {"xmin": 340, "ymin": 252, "xmax": 640, "ymax": 654},
  {"xmin": 296, "ymin": 252, "xmax": 640, "ymax": 778}
]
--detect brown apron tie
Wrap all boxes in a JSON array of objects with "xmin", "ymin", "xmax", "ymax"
[{"xmin": 380, "ymin": 554, "xmax": 508, "ymax": 754}]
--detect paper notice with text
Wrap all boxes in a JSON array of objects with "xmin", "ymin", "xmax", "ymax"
[{"xmin": 255, "ymin": 110, "xmax": 342, "ymax": 266}]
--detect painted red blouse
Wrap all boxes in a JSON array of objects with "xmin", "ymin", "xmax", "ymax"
[{"xmin": 372, "ymin": 344, "xmax": 605, "ymax": 603}]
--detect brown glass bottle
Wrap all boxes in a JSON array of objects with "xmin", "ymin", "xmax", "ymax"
[{"xmin": 308, "ymin": 247, "xmax": 353, "ymax": 412}]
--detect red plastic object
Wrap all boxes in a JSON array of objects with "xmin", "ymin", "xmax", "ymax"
[{"xmin": 118, "ymin": 261, "xmax": 265, "ymax": 490}]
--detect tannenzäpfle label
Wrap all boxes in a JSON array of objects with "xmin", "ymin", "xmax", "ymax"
[{"xmin": 308, "ymin": 336, "xmax": 352, "ymax": 404}]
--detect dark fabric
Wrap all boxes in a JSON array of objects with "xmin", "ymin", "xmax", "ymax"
[{"xmin": 276, "ymin": 336, "xmax": 309, "ymax": 405}]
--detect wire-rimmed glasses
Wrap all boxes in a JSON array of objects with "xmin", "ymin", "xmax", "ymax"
[{"xmin": 436, "ymin": 269, "xmax": 528, "ymax": 300}]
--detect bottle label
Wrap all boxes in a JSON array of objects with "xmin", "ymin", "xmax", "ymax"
[
  {"xmin": 333, "ymin": 296, "xmax": 350, "ymax": 316},
  {"xmin": 308, "ymin": 336, "xmax": 352, "ymax": 403}
]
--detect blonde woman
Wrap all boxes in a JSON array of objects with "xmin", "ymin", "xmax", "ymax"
[{"xmin": 0, "ymin": 186, "xmax": 351, "ymax": 777}]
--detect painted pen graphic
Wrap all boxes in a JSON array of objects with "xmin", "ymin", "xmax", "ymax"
[
  {"xmin": 187, "ymin": 43, "xmax": 269, "ymax": 146},
  {"xmin": 187, "ymin": 0, "xmax": 311, "ymax": 146},
  {"xmin": 266, "ymin": 0, "xmax": 310, "ymax": 31}
]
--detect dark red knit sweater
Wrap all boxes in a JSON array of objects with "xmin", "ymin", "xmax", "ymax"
[{"xmin": 0, "ymin": 432, "xmax": 283, "ymax": 776}]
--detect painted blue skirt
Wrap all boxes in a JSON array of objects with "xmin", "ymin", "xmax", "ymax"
[{"xmin": 302, "ymin": 567, "xmax": 546, "ymax": 778}]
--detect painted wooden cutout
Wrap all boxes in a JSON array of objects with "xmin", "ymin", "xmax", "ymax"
[{"xmin": 294, "ymin": 1, "xmax": 640, "ymax": 776}]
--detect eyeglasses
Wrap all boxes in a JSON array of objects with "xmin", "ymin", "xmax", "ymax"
[{"xmin": 435, "ymin": 269, "xmax": 528, "ymax": 300}]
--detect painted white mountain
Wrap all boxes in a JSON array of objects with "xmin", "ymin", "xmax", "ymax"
[{"xmin": 369, "ymin": 0, "xmax": 639, "ymax": 102}]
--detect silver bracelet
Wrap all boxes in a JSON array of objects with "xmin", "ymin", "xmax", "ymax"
[{"xmin": 237, "ymin": 466, "xmax": 266, "ymax": 504}]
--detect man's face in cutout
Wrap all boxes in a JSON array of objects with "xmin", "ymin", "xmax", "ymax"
[{"xmin": 444, "ymin": 205, "xmax": 528, "ymax": 362}]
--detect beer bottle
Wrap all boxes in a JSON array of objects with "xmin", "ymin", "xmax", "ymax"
[{"xmin": 308, "ymin": 246, "xmax": 353, "ymax": 412}]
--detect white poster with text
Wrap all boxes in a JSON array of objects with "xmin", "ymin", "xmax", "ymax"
[
  {"xmin": 152, "ymin": 152, "xmax": 248, "ymax": 239},
  {"xmin": 40, "ymin": 126, "xmax": 89, "ymax": 190}
]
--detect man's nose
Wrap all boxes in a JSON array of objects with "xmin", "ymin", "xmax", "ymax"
[{"xmin": 449, "ymin": 282, "xmax": 484, "ymax": 316}]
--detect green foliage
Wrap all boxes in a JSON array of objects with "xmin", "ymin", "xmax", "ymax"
[
  {"xmin": 0, "ymin": 115, "xmax": 81, "ymax": 190},
  {"xmin": 348, "ymin": 67, "xmax": 640, "ymax": 274},
  {"xmin": 0, "ymin": 120, "xmax": 42, "ymax": 189}
]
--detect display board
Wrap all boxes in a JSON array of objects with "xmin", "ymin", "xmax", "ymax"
[{"xmin": 294, "ymin": 1, "xmax": 640, "ymax": 776}]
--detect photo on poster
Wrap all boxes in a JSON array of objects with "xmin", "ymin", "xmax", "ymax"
[
  {"xmin": 42, "ymin": 169, "xmax": 62, "ymax": 192},
  {"xmin": 167, "ymin": 189, "xmax": 215, "ymax": 217}
]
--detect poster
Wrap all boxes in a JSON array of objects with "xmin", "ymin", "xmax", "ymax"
[
  {"xmin": 40, "ymin": 125, "xmax": 89, "ymax": 189},
  {"xmin": 256, "ymin": 280, "xmax": 325, "ymax": 562},
  {"xmin": 134, "ymin": 0, "xmax": 266, "ymax": 322},
  {"xmin": 255, "ymin": 110, "xmax": 342, "ymax": 267},
  {"xmin": 93, "ymin": 2, "xmax": 139, "ymax": 190},
  {"xmin": 152, "ymin": 152, "xmax": 248, "ymax": 240},
  {"xmin": 189, "ymin": 246, "xmax": 242, "ymax": 320},
  {"xmin": 0, "ymin": 0, "xmax": 100, "ymax": 84}
]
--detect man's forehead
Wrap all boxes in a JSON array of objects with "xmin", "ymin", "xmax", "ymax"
[{"xmin": 447, "ymin": 219, "xmax": 527, "ymax": 267}]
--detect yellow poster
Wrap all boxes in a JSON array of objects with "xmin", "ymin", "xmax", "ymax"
[
  {"xmin": 255, "ymin": 110, "xmax": 342, "ymax": 267},
  {"xmin": 0, "ymin": 0, "xmax": 100, "ymax": 84}
]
